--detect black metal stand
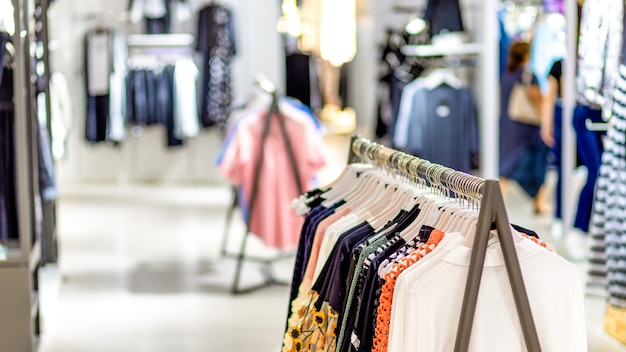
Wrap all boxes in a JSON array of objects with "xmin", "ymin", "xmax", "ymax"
[
  {"xmin": 221, "ymin": 85, "xmax": 303, "ymax": 295},
  {"xmin": 454, "ymin": 180, "xmax": 541, "ymax": 352}
]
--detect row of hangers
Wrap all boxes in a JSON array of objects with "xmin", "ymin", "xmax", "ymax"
[{"xmin": 301, "ymin": 139, "xmax": 498, "ymax": 249}]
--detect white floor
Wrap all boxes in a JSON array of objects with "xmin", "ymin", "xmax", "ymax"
[{"xmin": 38, "ymin": 137, "xmax": 626, "ymax": 351}]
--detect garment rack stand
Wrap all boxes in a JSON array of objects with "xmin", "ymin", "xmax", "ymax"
[
  {"xmin": 220, "ymin": 78, "xmax": 303, "ymax": 294},
  {"xmin": 348, "ymin": 135, "xmax": 542, "ymax": 352}
]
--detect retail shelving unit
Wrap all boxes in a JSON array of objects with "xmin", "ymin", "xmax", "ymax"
[{"xmin": 0, "ymin": 0, "xmax": 46, "ymax": 350}]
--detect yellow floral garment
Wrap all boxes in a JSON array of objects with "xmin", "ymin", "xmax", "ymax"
[{"xmin": 283, "ymin": 286, "xmax": 339, "ymax": 352}]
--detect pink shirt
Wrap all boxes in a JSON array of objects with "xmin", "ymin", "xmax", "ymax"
[{"xmin": 219, "ymin": 110, "xmax": 327, "ymax": 249}]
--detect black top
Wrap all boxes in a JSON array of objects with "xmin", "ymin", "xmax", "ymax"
[{"xmin": 549, "ymin": 59, "xmax": 563, "ymax": 99}]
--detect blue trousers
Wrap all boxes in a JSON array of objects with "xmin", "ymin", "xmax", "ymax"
[
  {"xmin": 552, "ymin": 104, "xmax": 605, "ymax": 231},
  {"xmin": 572, "ymin": 105, "xmax": 604, "ymax": 232}
]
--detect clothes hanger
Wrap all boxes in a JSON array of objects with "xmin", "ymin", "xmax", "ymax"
[
  {"xmin": 350, "ymin": 169, "xmax": 391, "ymax": 218},
  {"xmin": 420, "ymin": 67, "xmax": 464, "ymax": 90},
  {"xmin": 395, "ymin": 163, "xmax": 446, "ymax": 242},
  {"xmin": 340, "ymin": 145, "xmax": 390, "ymax": 211},
  {"xmin": 318, "ymin": 163, "xmax": 373, "ymax": 198},
  {"xmin": 363, "ymin": 149, "xmax": 409, "ymax": 218},
  {"xmin": 442, "ymin": 173, "xmax": 478, "ymax": 233},
  {"xmin": 320, "ymin": 138, "xmax": 376, "ymax": 201},
  {"xmin": 2, "ymin": 41, "xmax": 13, "ymax": 69}
]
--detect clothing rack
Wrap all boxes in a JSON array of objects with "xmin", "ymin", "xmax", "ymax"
[
  {"xmin": 347, "ymin": 135, "xmax": 542, "ymax": 352},
  {"xmin": 220, "ymin": 77, "xmax": 303, "ymax": 294}
]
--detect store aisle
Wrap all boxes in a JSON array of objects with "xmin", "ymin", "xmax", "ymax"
[{"xmin": 39, "ymin": 185, "xmax": 295, "ymax": 352}]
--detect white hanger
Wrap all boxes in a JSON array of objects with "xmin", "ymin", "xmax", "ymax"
[
  {"xmin": 319, "ymin": 164, "xmax": 373, "ymax": 206},
  {"xmin": 420, "ymin": 68, "xmax": 464, "ymax": 90}
]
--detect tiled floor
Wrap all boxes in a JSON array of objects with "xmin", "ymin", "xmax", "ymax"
[{"xmin": 38, "ymin": 136, "xmax": 626, "ymax": 351}]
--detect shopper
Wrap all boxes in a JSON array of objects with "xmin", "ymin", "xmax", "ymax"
[
  {"xmin": 499, "ymin": 41, "xmax": 550, "ymax": 214},
  {"xmin": 542, "ymin": 58, "xmax": 600, "ymax": 260}
]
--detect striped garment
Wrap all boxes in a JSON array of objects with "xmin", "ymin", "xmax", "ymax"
[{"xmin": 588, "ymin": 64, "xmax": 626, "ymax": 307}]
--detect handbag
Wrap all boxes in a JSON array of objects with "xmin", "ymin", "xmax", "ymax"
[{"xmin": 507, "ymin": 70, "xmax": 541, "ymax": 126}]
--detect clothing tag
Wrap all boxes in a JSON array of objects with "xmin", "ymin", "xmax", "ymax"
[
  {"xmin": 289, "ymin": 197, "xmax": 303, "ymax": 209},
  {"xmin": 351, "ymin": 332, "xmax": 361, "ymax": 349},
  {"xmin": 436, "ymin": 105, "xmax": 450, "ymax": 118},
  {"xmin": 295, "ymin": 203, "xmax": 310, "ymax": 216}
]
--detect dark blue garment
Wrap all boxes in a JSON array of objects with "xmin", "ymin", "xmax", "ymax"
[
  {"xmin": 340, "ymin": 205, "xmax": 422, "ymax": 352},
  {"xmin": 573, "ymin": 105, "xmax": 605, "ymax": 232},
  {"xmin": 159, "ymin": 65, "xmax": 183, "ymax": 147},
  {"xmin": 552, "ymin": 104, "xmax": 563, "ymax": 218},
  {"xmin": 312, "ymin": 222, "xmax": 375, "ymax": 311},
  {"xmin": 131, "ymin": 70, "xmax": 149, "ymax": 125},
  {"xmin": 404, "ymin": 84, "xmax": 479, "ymax": 172},
  {"xmin": 145, "ymin": 69, "xmax": 158, "ymax": 126},
  {"xmin": 125, "ymin": 72, "xmax": 136, "ymax": 124},
  {"xmin": 548, "ymin": 60, "xmax": 564, "ymax": 217},
  {"xmin": 511, "ymin": 140, "xmax": 549, "ymax": 198},
  {"xmin": 85, "ymin": 94, "xmax": 110, "ymax": 143},
  {"xmin": 499, "ymin": 11, "xmax": 511, "ymax": 76},
  {"xmin": 388, "ymin": 75, "xmax": 408, "ymax": 145},
  {"xmin": 286, "ymin": 200, "xmax": 344, "ymax": 322},
  {"xmin": 146, "ymin": 16, "xmax": 170, "ymax": 35},
  {"xmin": 424, "ymin": 0, "xmax": 464, "ymax": 36}
]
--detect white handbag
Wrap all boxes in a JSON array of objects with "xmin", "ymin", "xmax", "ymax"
[{"xmin": 507, "ymin": 70, "xmax": 541, "ymax": 126}]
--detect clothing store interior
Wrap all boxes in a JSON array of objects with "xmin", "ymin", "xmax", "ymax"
[{"xmin": 1, "ymin": 0, "xmax": 626, "ymax": 351}]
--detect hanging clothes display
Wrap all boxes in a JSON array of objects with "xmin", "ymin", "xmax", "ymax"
[
  {"xmin": 84, "ymin": 27, "xmax": 113, "ymax": 143},
  {"xmin": 0, "ymin": 31, "xmax": 17, "ymax": 242},
  {"xmin": 589, "ymin": 63, "xmax": 626, "ymax": 344},
  {"xmin": 196, "ymin": 3, "xmax": 237, "ymax": 131},
  {"xmin": 216, "ymin": 87, "xmax": 327, "ymax": 249},
  {"xmin": 282, "ymin": 138, "xmax": 587, "ymax": 352},
  {"xmin": 125, "ymin": 55, "xmax": 199, "ymax": 147},
  {"xmin": 281, "ymin": 137, "xmax": 586, "ymax": 352},
  {"xmin": 393, "ymin": 69, "xmax": 478, "ymax": 173}
]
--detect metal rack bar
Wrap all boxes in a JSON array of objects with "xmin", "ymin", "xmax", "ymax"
[
  {"xmin": 586, "ymin": 119, "xmax": 609, "ymax": 132},
  {"xmin": 348, "ymin": 135, "xmax": 541, "ymax": 352}
]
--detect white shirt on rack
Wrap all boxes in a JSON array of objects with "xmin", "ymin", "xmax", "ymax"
[
  {"xmin": 390, "ymin": 232, "xmax": 587, "ymax": 352},
  {"xmin": 174, "ymin": 57, "xmax": 199, "ymax": 138}
]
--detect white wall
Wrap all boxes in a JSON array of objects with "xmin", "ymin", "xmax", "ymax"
[{"xmin": 49, "ymin": 0, "xmax": 284, "ymax": 184}]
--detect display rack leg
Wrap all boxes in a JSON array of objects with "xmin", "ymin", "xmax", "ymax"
[
  {"xmin": 231, "ymin": 226, "xmax": 251, "ymax": 294},
  {"xmin": 220, "ymin": 187, "xmax": 238, "ymax": 257},
  {"xmin": 230, "ymin": 229, "xmax": 290, "ymax": 295}
]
